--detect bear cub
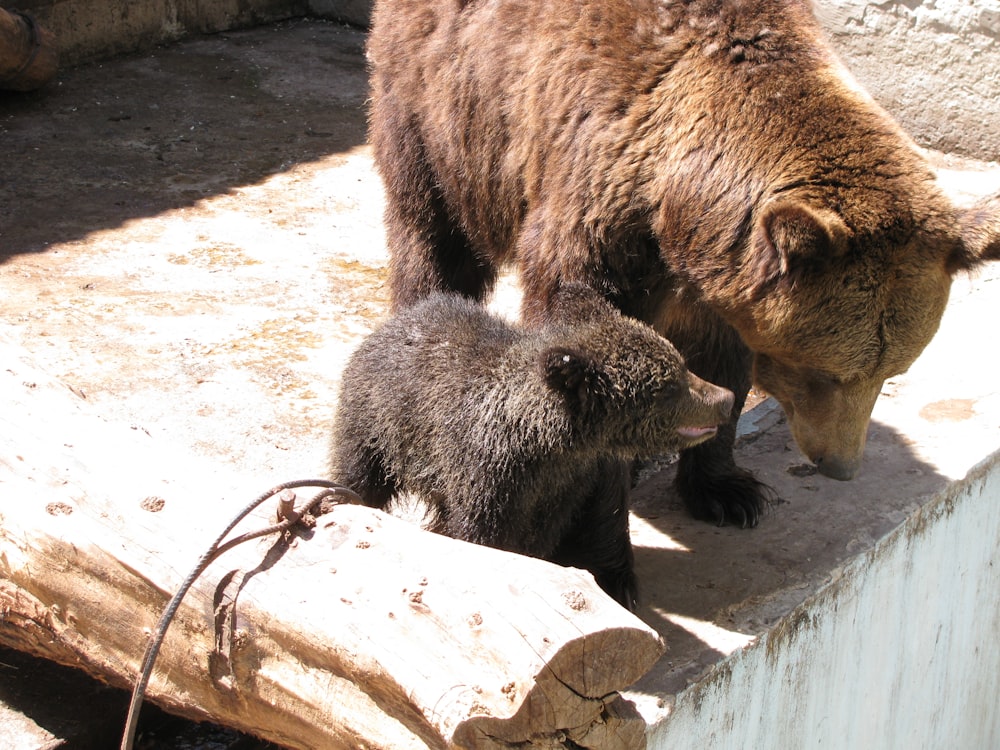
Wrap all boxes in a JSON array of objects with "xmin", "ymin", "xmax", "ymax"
[{"xmin": 329, "ymin": 285, "xmax": 733, "ymax": 608}]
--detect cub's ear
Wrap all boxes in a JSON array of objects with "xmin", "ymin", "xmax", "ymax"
[
  {"xmin": 951, "ymin": 192, "xmax": 1000, "ymax": 273},
  {"xmin": 540, "ymin": 346, "xmax": 602, "ymax": 412},
  {"xmin": 750, "ymin": 200, "xmax": 850, "ymax": 291}
]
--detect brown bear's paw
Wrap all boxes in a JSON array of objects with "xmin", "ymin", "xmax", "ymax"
[{"xmin": 674, "ymin": 465, "xmax": 776, "ymax": 529}]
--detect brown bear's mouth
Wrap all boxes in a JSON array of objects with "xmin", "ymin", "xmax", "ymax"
[{"xmin": 676, "ymin": 426, "xmax": 718, "ymax": 441}]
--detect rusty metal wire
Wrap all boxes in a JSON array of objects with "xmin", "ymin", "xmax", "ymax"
[{"xmin": 119, "ymin": 479, "xmax": 362, "ymax": 750}]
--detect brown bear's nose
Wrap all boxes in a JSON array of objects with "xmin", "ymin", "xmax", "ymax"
[{"xmin": 814, "ymin": 454, "xmax": 860, "ymax": 481}]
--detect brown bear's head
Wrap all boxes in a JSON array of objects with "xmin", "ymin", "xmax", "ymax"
[
  {"xmin": 740, "ymin": 190, "xmax": 1000, "ymax": 480},
  {"xmin": 640, "ymin": 1, "xmax": 1000, "ymax": 481}
]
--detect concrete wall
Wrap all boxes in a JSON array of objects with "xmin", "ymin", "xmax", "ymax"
[
  {"xmin": 646, "ymin": 454, "xmax": 1000, "ymax": 749},
  {"xmin": 817, "ymin": 0, "xmax": 1000, "ymax": 161},
  {"xmin": 0, "ymin": 0, "xmax": 368, "ymax": 66}
]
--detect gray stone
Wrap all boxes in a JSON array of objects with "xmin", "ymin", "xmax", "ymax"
[{"xmin": 817, "ymin": 0, "xmax": 1000, "ymax": 160}]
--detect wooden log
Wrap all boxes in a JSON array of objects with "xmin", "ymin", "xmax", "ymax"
[
  {"xmin": 0, "ymin": 9, "xmax": 58, "ymax": 91},
  {"xmin": 0, "ymin": 336, "xmax": 664, "ymax": 749}
]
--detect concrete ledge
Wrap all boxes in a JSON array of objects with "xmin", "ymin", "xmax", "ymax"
[{"xmin": 646, "ymin": 455, "xmax": 1000, "ymax": 748}]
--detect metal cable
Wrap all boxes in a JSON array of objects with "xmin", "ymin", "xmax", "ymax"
[{"xmin": 119, "ymin": 479, "xmax": 362, "ymax": 750}]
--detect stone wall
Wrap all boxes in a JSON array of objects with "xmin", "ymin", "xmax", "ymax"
[
  {"xmin": 817, "ymin": 0, "xmax": 1000, "ymax": 160},
  {"xmin": 0, "ymin": 0, "xmax": 308, "ymax": 64},
  {"xmin": 0, "ymin": 0, "xmax": 371, "ymax": 66},
  {"xmin": 5, "ymin": 1, "xmax": 997, "ymax": 160}
]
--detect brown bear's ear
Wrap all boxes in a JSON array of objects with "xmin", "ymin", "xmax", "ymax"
[
  {"xmin": 750, "ymin": 200, "xmax": 850, "ymax": 291},
  {"xmin": 950, "ymin": 192, "xmax": 1000, "ymax": 273},
  {"xmin": 540, "ymin": 346, "xmax": 602, "ymax": 412}
]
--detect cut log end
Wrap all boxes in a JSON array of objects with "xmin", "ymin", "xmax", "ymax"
[{"xmin": 455, "ymin": 692, "xmax": 649, "ymax": 750}]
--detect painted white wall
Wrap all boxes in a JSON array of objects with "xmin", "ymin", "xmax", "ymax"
[{"xmin": 647, "ymin": 455, "xmax": 1000, "ymax": 749}]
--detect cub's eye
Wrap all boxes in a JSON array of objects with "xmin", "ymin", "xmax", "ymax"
[{"xmin": 654, "ymin": 380, "xmax": 682, "ymax": 401}]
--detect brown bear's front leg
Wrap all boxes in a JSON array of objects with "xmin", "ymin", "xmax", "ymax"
[
  {"xmin": 372, "ymin": 87, "xmax": 497, "ymax": 310},
  {"xmin": 666, "ymin": 311, "xmax": 774, "ymax": 527},
  {"xmin": 674, "ymin": 422, "xmax": 772, "ymax": 527}
]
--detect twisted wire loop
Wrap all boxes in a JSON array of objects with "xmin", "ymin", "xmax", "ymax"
[{"xmin": 119, "ymin": 480, "xmax": 362, "ymax": 750}]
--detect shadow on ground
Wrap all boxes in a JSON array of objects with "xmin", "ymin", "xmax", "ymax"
[
  {"xmin": 626, "ymin": 411, "xmax": 950, "ymax": 697},
  {"xmin": 0, "ymin": 18, "xmax": 367, "ymax": 259}
]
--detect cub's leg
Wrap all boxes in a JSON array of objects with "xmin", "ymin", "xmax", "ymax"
[
  {"xmin": 552, "ymin": 458, "xmax": 638, "ymax": 611},
  {"xmin": 329, "ymin": 413, "xmax": 396, "ymax": 510}
]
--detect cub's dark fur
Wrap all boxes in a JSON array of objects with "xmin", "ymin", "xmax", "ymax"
[{"xmin": 330, "ymin": 285, "xmax": 732, "ymax": 608}]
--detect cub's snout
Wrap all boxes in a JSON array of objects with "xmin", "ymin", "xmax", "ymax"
[{"xmin": 676, "ymin": 373, "xmax": 734, "ymax": 447}]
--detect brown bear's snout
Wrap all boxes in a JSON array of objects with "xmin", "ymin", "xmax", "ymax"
[
  {"xmin": 783, "ymin": 377, "xmax": 882, "ymax": 482},
  {"xmin": 791, "ymin": 421, "xmax": 867, "ymax": 481},
  {"xmin": 813, "ymin": 453, "xmax": 862, "ymax": 481}
]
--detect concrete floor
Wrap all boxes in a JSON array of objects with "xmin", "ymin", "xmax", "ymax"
[
  {"xmin": 1, "ymin": 17, "xmax": 377, "ymax": 749},
  {"xmin": 2, "ymin": 17, "xmax": 999, "ymax": 749},
  {"xmin": 1, "ymin": 19, "xmax": 381, "ymax": 483}
]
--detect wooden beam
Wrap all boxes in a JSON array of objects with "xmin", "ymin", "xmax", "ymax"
[{"xmin": 0, "ymin": 337, "xmax": 664, "ymax": 749}]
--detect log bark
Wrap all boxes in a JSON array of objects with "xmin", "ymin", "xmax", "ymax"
[
  {"xmin": 0, "ymin": 336, "xmax": 664, "ymax": 749},
  {"xmin": 0, "ymin": 9, "xmax": 58, "ymax": 91}
]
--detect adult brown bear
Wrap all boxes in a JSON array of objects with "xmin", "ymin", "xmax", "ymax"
[{"xmin": 367, "ymin": 0, "xmax": 1000, "ymax": 526}]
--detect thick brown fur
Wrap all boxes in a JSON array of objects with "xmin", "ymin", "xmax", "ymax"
[
  {"xmin": 367, "ymin": 0, "xmax": 1000, "ymax": 525},
  {"xmin": 329, "ymin": 286, "xmax": 733, "ymax": 609}
]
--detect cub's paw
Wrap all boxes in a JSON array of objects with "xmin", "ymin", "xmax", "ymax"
[
  {"xmin": 675, "ymin": 466, "xmax": 775, "ymax": 528},
  {"xmin": 592, "ymin": 567, "xmax": 640, "ymax": 613}
]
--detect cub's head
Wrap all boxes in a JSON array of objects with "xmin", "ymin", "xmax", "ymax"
[{"xmin": 541, "ymin": 284, "xmax": 734, "ymax": 455}]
